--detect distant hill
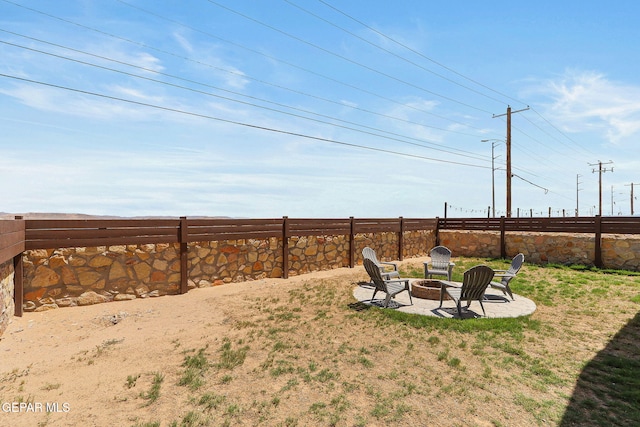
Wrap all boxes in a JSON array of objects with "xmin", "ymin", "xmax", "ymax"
[
  {"xmin": 0, "ymin": 212, "xmax": 231, "ymax": 220},
  {"xmin": 0, "ymin": 212, "xmax": 122, "ymax": 220}
]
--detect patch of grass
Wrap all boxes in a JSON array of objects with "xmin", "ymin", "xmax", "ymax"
[
  {"xmin": 95, "ymin": 338, "xmax": 124, "ymax": 356},
  {"xmin": 513, "ymin": 393, "xmax": 557, "ymax": 423},
  {"xmin": 126, "ymin": 374, "xmax": 140, "ymax": 389},
  {"xmin": 198, "ymin": 392, "xmax": 226, "ymax": 411},
  {"xmin": 132, "ymin": 422, "xmax": 161, "ymax": 427},
  {"xmin": 40, "ymin": 382, "xmax": 61, "ymax": 391},
  {"xmin": 140, "ymin": 372, "xmax": 164, "ymax": 405},
  {"xmin": 176, "ymin": 410, "xmax": 209, "ymax": 426},
  {"xmin": 179, "ymin": 347, "xmax": 209, "ymax": 390},
  {"xmin": 270, "ymin": 360, "xmax": 295, "ymax": 377},
  {"xmin": 216, "ymin": 339, "xmax": 249, "ymax": 370},
  {"xmin": 357, "ymin": 356, "xmax": 373, "ymax": 368}
]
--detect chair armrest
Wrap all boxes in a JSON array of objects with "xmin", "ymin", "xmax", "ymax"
[
  {"xmin": 386, "ymin": 279, "xmax": 409, "ymax": 285},
  {"xmin": 380, "ymin": 261, "xmax": 399, "ymax": 271},
  {"xmin": 493, "ymin": 272, "xmax": 516, "ymax": 278},
  {"xmin": 439, "ymin": 280, "xmax": 461, "ymax": 288}
]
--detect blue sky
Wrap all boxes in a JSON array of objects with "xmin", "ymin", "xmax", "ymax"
[{"xmin": 2, "ymin": 0, "xmax": 640, "ymax": 218}]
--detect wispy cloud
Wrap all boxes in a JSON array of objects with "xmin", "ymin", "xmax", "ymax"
[{"xmin": 532, "ymin": 70, "xmax": 640, "ymax": 144}]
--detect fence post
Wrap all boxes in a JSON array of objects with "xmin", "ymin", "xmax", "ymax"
[
  {"xmin": 398, "ymin": 216, "xmax": 404, "ymax": 261},
  {"xmin": 435, "ymin": 216, "xmax": 440, "ymax": 247},
  {"xmin": 500, "ymin": 216, "xmax": 506, "ymax": 259},
  {"xmin": 179, "ymin": 216, "xmax": 188, "ymax": 294},
  {"xmin": 13, "ymin": 215, "xmax": 23, "ymax": 317},
  {"xmin": 594, "ymin": 215, "xmax": 603, "ymax": 268},
  {"xmin": 349, "ymin": 216, "xmax": 355, "ymax": 268},
  {"xmin": 282, "ymin": 216, "xmax": 289, "ymax": 279}
]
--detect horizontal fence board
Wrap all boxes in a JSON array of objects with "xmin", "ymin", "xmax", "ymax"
[
  {"xmin": 504, "ymin": 219, "xmax": 596, "ymax": 233},
  {"xmin": 403, "ymin": 219, "xmax": 437, "ymax": 231},
  {"xmin": 0, "ymin": 242, "xmax": 25, "ymax": 264},
  {"xmin": 289, "ymin": 228, "xmax": 351, "ymax": 237},
  {"xmin": 601, "ymin": 217, "xmax": 640, "ymax": 234},
  {"xmin": 187, "ymin": 218, "xmax": 283, "ymax": 227},
  {"xmin": 26, "ymin": 227, "xmax": 180, "ymax": 241},
  {"xmin": 23, "ymin": 219, "xmax": 181, "ymax": 249},
  {"xmin": 439, "ymin": 217, "xmax": 603, "ymax": 233},
  {"xmin": 187, "ymin": 218, "xmax": 283, "ymax": 241},
  {"xmin": 0, "ymin": 229, "xmax": 25, "ymax": 249},
  {"xmin": 439, "ymin": 218, "xmax": 501, "ymax": 230},
  {"xmin": 187, "ymin": 231, "xmax": 281, "ymax": 242},
  {"xmin": 0, "ymin": 220, "xmax": 26, "ymax": 234},
  {"xmin": 185, "ymin": 224, "xmax": 282, "ymax": 235},
  {"xmin": 354, "ymin": 218, "xmax": 401, "ymax": 234},
  {"xmin": 287, "ymin": 218, "xmax": 351, "ymax": 236},
  {"xmin": 0, "ymin": 220, "xmax": 25, "ymax": 263},
  {"xmin": 25, "ymin": 219, "xmax": 180, "ymax": 229},
  {"xmin": 10, "ymin": 216, "xmax": 640, "ymax": 253},
  {"xmin": 26, "ymin": 235, "xmax": 179, "ymax": 250}
]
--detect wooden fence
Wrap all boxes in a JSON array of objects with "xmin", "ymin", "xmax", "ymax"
[
  {"xmin": 438, "ymin": 216, "xmax": 640, "ymax": 265},
  {"xmin": 16, "ymin": 216, "xmax": 436, "ymax": 291},
  {"xmin": 0, "ymin": 218, "xmax": 25, "ymax": 316},
  {"xmin": 2, "ymin": 215, "xmax": 640, "ymax": 317}
]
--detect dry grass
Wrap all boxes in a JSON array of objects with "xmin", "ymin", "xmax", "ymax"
[{"xmin": 1, "ymin": 256, "xmax": 639, "ymax": 426}]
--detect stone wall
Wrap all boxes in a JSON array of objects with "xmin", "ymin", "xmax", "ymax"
[
  {"xmin": 601, "ymin": 235, "xmax": 640, "ymax": 271},
  {"xmin": 17, "ymin": 227, "xmax": 640, "ymax": 313},
  {"xmin": 288, "ymin": 235, "xmax": 349, "ymax": 276},
  {"xmin": 439, "ymin": 230, "xmax": 640, "ymax": 270},
  {"xmin": 0, "ymin": 260, "xmax": 15, "ymax": 336},
  {"xmin": 22, "ymin": 244, "xmax": 183, "ymax": 312},
  {"xmin": 189, "ymin": 238, "xmax": 283, "ymax": 286},
  {"xmin": 19, "ymin": 231, "xmax": 434, "ymax": 312}
]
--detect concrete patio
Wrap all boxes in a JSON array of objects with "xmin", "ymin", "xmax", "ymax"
[{"xmin": 353, "ymin": 279, "xmax": 537, "ymax": 319}]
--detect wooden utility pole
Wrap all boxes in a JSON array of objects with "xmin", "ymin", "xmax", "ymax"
[
  {"xmin": 589, "ymin": 161, "xmax": 613, "ymax": 216},
  {"xmin": 624, "ymin": 183, "xmax": 640, "ymax": 215},
  {"xmin": 492, "ymin": 105, "xmax": 529, "ymax": 217},
  {"xmin": 576, "ymin": 174, "xmax": 582, "ymax": 216}
]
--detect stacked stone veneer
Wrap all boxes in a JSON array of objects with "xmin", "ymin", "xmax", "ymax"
[
  {"xmin": 0, "ymin": 260, "xmax": 15, "ymax": 336},
  {"xmin": 440, "ymin": 230, "xmax": 640, "ymax": 270},
  {"xmin": 17, "ymin": 228, "xmax": 640, "ymax": 313},
  {"xmin": 20, "ymin": 231, "xmax": 433, "ymax": 312}
]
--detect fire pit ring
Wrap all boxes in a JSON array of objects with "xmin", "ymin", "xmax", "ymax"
[{"xmin": 411, "ymin": 280, "xmax": 450, "ymax": 300}]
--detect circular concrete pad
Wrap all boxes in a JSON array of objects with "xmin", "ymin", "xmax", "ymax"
[{"xmin": 353, "ymin": 279, "xmax": 536, "ymax": 319}]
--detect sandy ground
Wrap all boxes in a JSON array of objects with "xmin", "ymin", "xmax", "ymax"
[{"xmin": 0, "ymin": 264, "xmax": 374, "ymax": 426}]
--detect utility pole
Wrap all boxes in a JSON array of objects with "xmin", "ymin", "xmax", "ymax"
[
  {"xmin": 576, "ymin": 174, "xmax": 582, "ymax": 216},
  {"xmin": 624, "ymin": 183, "xmax": 640, "ymax": 215},
  {"xmin": 481, "ymin": 139, "xmax": 503, "ymax": 217},
  {"xmin": 493, "ymin": 105, "xmax": 529, "ymax": 217},
  {"xmin": 611, "ymin": 185, "xmax": 614, "ymax": 216},
  {"xmin": 589, "ymin": 160, "xmax": 614, "ymax": 216}
]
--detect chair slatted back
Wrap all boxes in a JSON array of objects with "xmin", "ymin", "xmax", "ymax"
[
  {"xmin": 362, "ymin": 247, "xmax": 380, "ymax": 264},
  {"xmin": 430, "ymin": 246, "xmax": 452, "ymax": 269},
  {"xmin": 363, "ymin": 258, "xmax": 387, "ymax": 293},
  {"xmin": 460, "ymin": 265, "xmax": 494, "ymax": 301},
  {"xmin": 507, "ymin": 253, "xmax": 525, "ymax": 276}
]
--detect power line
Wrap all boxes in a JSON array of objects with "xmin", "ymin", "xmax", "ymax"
[
  {"xmin": 284, "ymin": 0, "xmax": 507, "ymax": 105},
  {"xmin": 316, "ymin": 0, "xmax": 528, "ymax": 108},
  {"xmin": 0, "ymin": 34, "xmax": 489, "ymax": 162},
  {"xmin": 2, "ymin": 0, "xmax": 607, "ymax": 195},
  {"xmin": 6, "ymin": 0, "xmax": 497, "ymax": 137},
  {"xmin": 0, "ymin": 72, "xmax": 492, "ymax": 169},
  {"xmin": 530, "ymin": 107, "xmax": 599, "ymax": 158},
  {"xmin": 204, "ymin": 0, "xmax": 493, "ymax": 113}
]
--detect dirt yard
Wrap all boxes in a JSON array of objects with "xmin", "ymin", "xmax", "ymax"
[{"xmin": 1, "ymin": 256, "xmax": 638, "ymax": 426}]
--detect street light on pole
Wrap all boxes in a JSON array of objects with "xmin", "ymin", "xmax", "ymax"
[{"xmin": 481, "ymin": 139, "xmax": 504, "ymax": 218}]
